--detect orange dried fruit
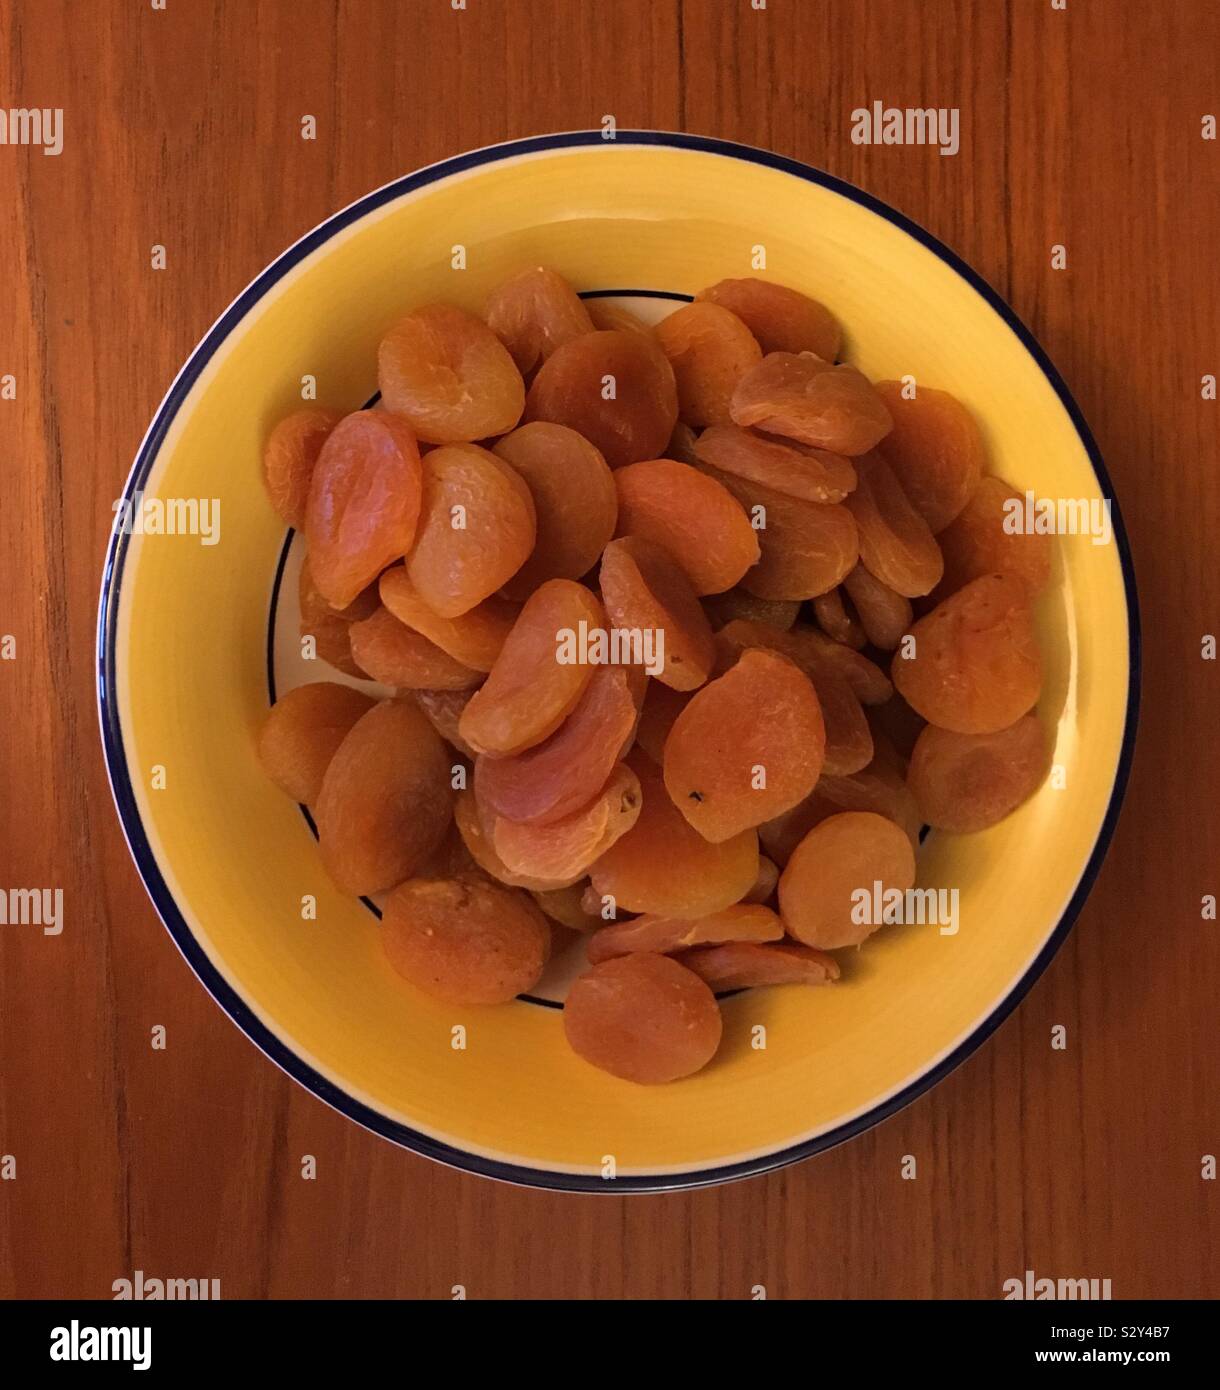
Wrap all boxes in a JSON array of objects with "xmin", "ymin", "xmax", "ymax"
[
  {"xmin": 589, "ymin": 752, "xmax": 758, "ymax": 917},
  {"xmin": 453, "ymin": 788, "xmax": 579, "ymax": 891},
  {"xmin": 693, "ymin": 423, "xmax": 856, "ymax": 504},
  {"xmin": 875, "ymin": 382, "xmax": 985, "ymax": 532},
  {"xmin": 702, "ymin": 590, "xmax": 800, "ymax": 632},
  {"xmin": 696, "ymin": 277, "xmax": 841, "ymax": 361},
  {"xmin": 935, "ymin": 475, "xmax": 1054, "ymax": 597},
  {"xmin": 382, "ymin": 876, "xmax": 549, "ymax": 1004},
  {"xmin": 844, "ymin": 450, "xmax": 944, "ymax": 598},
  {"xmin": 730, "ymin": 353, "xmax": 892, "ymax": 456},
  {"xmin": 377, "ymin": 303, "xmax": 525, "ymax": 443},
  {"xmin": 653, "ymin": 301, "xmax": 762, "ymax": 427},
  {"xmin": 677, "ymin": 941, "xmax": 840, "ymax": 990},
  {"xmin": 744, "ymin": 854, "xmax": 780, "ymax": 904},
  {"xmin": 613, "ymin": 459, "xmax": 759, "ymax": 594},
  {"xmin": 492, "ymin": 422, "xmax": 617, "ymax": 598},
  {"xmin": 778, "ymin": 811, "xmax": 916, "ymax": 950},
  {"xmin": 379, "ymin": 566, "xmax": 516, "ymax": 671},
  {"xmin": 585, "ymin": 300, "xmax": 653, "ymax": 335},
  {"xmin": 843, "ymin": 563, "xmax": 913, "ymax": 650},
  {"xmin": 483, "ymin": 266, "xmax": 594, "ymax": 376},
  {"xmin": 458, "ymin": 579, "xmax": 603, "ymax": 755},
  {"xmin": 300, "ymin": 606, "xmax": 363, "ymax": 678},
  {"xmin": 304, "ymin": 410, "xmax": 423, "ymax": 608},
  {"xmin": 812, "ymin": 587, "xmax": 866, "ymax": 648},
  {"xmin": 663, "ymin": 648, "xmax": 826, "ymax": 841},
  {"xmin": 315, "ymin": 699, "xmax": 454, "ymax": 896},
  {"xmin": 298, "ymin": 554, "xmax": 378, "ymax": 625},
  {"xmin": 524, "ymin": 329, "xmax": 679, "ymax": 467},
  {"xmin": 563, "ymin": 953, "xmax": 722, "ymax": 1083},
  {"xmin": 349, "ymin": 606, "xmax": 482, "ymax": 690},
  {"xmin": 405, "ymin": 443, "xmax": 536, "ymax": 618},
  {"xmin": 806, "ymin": 758, "xmax": 923, "ymax": 850},
  {"xmin": 530, "ymin": 882, "xmax": 601, "ymax": 933},
  {"xmin": 409, "ymin": 688, "xmax": 478, "ymax": 758},
  {"xmin": 665, "ymin": 419, "xmax": 699, "ymax": 464},
  {"xmin": 598, "ymin": 537, "xmax": 716, "ymax": 692},
  {"xmin": 891, "ymin": 574, "xmax": 1042, "ymax": 734},
  {"xmin": 257, "ymin": 682, "xmax": 376, "ymax": 805},
  {"xmin": 907, "ymin": 715, "xmax": 1051, "ymax": 832},
  {"xmin": 586, "ymin": 903, "xmax": 783, "ymax": 964},
  {"xmin": 263, "ymin": 408, "xmax": 342, "ymax": 528},
  {"xmin": 634, "ymin": 680, "xmax": 692, "ymax": 765}
]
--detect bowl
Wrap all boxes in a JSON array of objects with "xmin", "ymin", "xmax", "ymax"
[{"xmin": 98, "ymin": 131, "xmax": 1139, "ymax": 1192}]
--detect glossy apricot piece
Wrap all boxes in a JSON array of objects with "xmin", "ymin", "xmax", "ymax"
[
  {"xmin": 378, "ymin": 566, "xmax": 516, "ymax": 672},
  {"xmin": 693, "ymin": 423, "xmax": 856, "ymax": 504},
  {"xmin": 530, "ymin": 882, "xmax": 601, "ymax": 933},
  {"xmin": 634, "ymin": 680, "xmax": 691, "ymax": 765},
  {"xmin": 377, "ymin": 303, "xmax": 525, "ymax": 444},
  {"xmin": 315, "ymin": 699, "xmax": 454, "ymax": 895},
  {"xmin": 730, "ymin": 353, "xmax": 892, "ymax": 456},
  {"xmin": 695, "ymin": 459, "xmax": 858, "ymax": 600},
  {"xmin": 263, "ymin": 408, "xmax": 342, "ymax": 528},
  {"xmin": 405, "ymin": 443, "xmax": 536, "ymax": 618},
  {"xmin": 349, "ymin": 606, "xmax": 482, "ymax": 690},
  {"xmin": 843, "ymin": 563, "xmax": 913, "ymax": 651},
  {"xmin": 484, "ymin": 266, "xmax": 595, "ymax": 376},
  {"xmin": 843, "ymin": 451, "xmax": 944, "ymax": 598},
  {"xmin": 807, "ymin": 758, "xmax": 923, "ymax": 850},
  {"xmin": 907, "ymin": 715, "xmax": 1051, "ymax": 832},
  {"xmin": 453, "ymin": 788, "xmax": 580, "ymax": 891},
  {"xmin": 475, "ymin": 664, "xmax": 639, "ymax": 825},
  {"xmin": 702, "ymin": 590, "xmax": 800, "ymax": 632},
  {"xmin": 524, "ymin": 330, "xmax": 679, "ymax": 468},
  {"xmin": 304, "ymin": 410, "xmax": 423, "ymax": 608},
  {"xmin": 696, "ymin": 278, "xmax": 841, "ymax": 361},
  {"xmin": 599, "ymin": 537, "xmax": 716, "ymax": 692},
  {"xmin": 458, "ymin": 580, "xmax": 603, "ymax": 755},
  {"xmin": 491, "ymin": 422, "xmax": 617, "ymax": 598},
  {"xmin": 586, "ymin": 903, "xmax": 783, "ymax": 964},
  {"xmin": 891, "ymin": 574, "xmax": 1042, "ymax": 734},
  {"xmin": 298, "ymin": 554, "xmax": 378, "ymax": 625},
  {"xmin": 409, "ymin": 688, "xmax": 477, "ymax": 758},
  {"xmin": 613, "ymin": 459, "xmax": 759, "ymax": 595},
  {"xmin": 563, "ymin": 953, "xmax": 722, "ymax": 1084},
  {"xmin": 586, "ymin": 300, "xmax": 653, "ymax": 335},
  {"xmin": 663, "ymin": 648, "xmax": 826, "ymax": 842},
  {"xmin": 875, "ymin": 382, "xmax": 985, "ymax": 532},
  {"xmin": 778, "ymin": 811, "xmax": 916, "ymax": 950},
  {"xmin": 258, "ymin": 682, "xmax": 376, "ymax": 805},
  {"xmin": 493, "ymin": 762, "xmax": 642, "ymax": 881},
  {"xmin": 677, "ymin": 941, "xmax": 840, "ymax": 990},
  {"xmin": 936, "ymin": 475, "xmax": 1054, "ymax": 597},
  {"xmin": 812, "ymin": 587, "xmax": 866, "ymax": 648},
  {"xmin": 589, "ymin": 752, "xmax": 758, "ymax": 917},
  {"xmin": 653, "ymin": 301, "xmax": 762, "ymax": 428},
  {"xmin": 382, "ymin": 876, "xmax": 549, "ymax": 1004},
  {"xmin": 744, "ymin": 855, "xmax": 780, "ymax": 904}
]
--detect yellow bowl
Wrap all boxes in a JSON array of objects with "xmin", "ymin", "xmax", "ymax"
[{"xmin": 98, "ymin": 133, "xmax": 1138, "ymax": 1191}]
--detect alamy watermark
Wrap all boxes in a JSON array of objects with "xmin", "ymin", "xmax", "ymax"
[
  {"xmin": 1004, "ymin": 491, "xmax": 1112, "ymax": 545},
  {"xmin": 852, "ymin": 880, "xmax": 959, "ymax": 936},
  {"xmin": 556, "ymin": 620, "xmax": 665, "ymax": 678},
  {"xmin": 0, "ymin": 887, "xmax": 62, "ymax": 936},
  {"xmin": 112, "ymin": 492, "xmax": 221, "ymax": 546},
  {"xmin": 850, "ymin": 101, "xmax": 960, "ymax": 157},
  {"xmin": 0, "ymin": 106, "xmax": 63, "ymax": 156}
]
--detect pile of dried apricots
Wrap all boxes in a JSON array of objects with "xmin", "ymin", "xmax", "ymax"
[{"xmin": 258, "ymin": 267, "xmax": 1053, "ymax": 1085}]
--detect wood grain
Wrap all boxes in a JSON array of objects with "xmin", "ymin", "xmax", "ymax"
[{"xmin": 1, "ymin": 0, "xmax": 1216, "ymax": 1299}]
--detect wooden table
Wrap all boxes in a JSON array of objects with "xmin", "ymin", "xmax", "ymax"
[{"xmin": 2, "ymin": 0, "xmax": 1216, "ymax": 1300}]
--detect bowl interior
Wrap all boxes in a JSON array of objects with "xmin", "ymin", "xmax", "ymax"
[{"xmin": 103, "ymin": 137, "xmax": 1133, "ymax": 1186}]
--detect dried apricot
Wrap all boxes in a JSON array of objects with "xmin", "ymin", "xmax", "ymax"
[
  {"xmin": 453, "ymin": 788, "xmax": 579, "ymax": 891},
  {"xmin": 666, "ymin": 420, "xmax": 699, "ymax": 464},
  {"xmin": 382, "ymin": 876, "xmax": 549, "ymax": 1004},
  {"xmin": 613, "ymin": 459, "xmax": 759, "ymax": 594},
  {"xmin": 812, "ymin": 588, "xmax": 866, "ymax": 648},
  {"xmin": 405, "ymin": 443, "xmax": 536, "ymax": 617},
  {"xmin": 459, "ymin": 580, "xmax": 603, "ymax": 755},
  {"xmin": 299, "ymin": 604, "xmax": 363, "ymax": 678},
  {"xmin": 778, "ymin": 811, "xmax": 916, "ymax": 950},
  {"xmin": 744, "ymin": 855, "xmax": 780, "ymax": 904},
  {"xmin": 377, "ymin": 303, "xmax": 525, "ymax": 443},
  {"xmin": 298, "ymin": 554, "xmax": 378, "ymax": 625},
  {"xmin": 702, "ymin": 590, "xmax": 800, "ymax": 632},
  {"xmin": 653, "ymin": 301, "xmax": 762, "ymax": 427},
  {"xmin": 875, "ymin": 382, "xmax": 984, "ymax": 532},
  {"xmin": 696, "ymin": 278, "xmax": 841, "ymax": 361},
  {"xmin": 484, "ymin": 266, "xmax": 594, "ymax": 376},
  {"xmin": 677, "ymin": 941, "xmax": 840, "ymax": 989},
  {"xmin": 491, "ymin": 422, "xmax": 617, "ymax": 597},
  {"xmin": 844, "ymin": 451, "xmax": 944, "ymax": 597},
  {"xmin": 530, "ymin": 882, "xmax": 601, "ymax": 933},
  {"xmin": 379, "ymin": 566, "xmax": 516, "ymax": 671},
  {"xmin": 349, "ymin": 606, "xmax": 482, "ymax": 690},
  {"xmin": 304, "ymin": 410, "xmax": 423, "ymax": 608},
  {"xmin": 935, "ymin": 475, "xmax": 1054, "ymax": 597},
  {"xmin": 563, "ymin": 954, "xmax": 722, "ymax": 1083},
  {"xmin": 474, "ymin": 664, "xmax": 639, "ymax": 825},
  {"xmin": 843, "ymin": 563, "xmax": 913, "ymax": 650},
  {"xmin": 663, "ymin": 648, "xmax": 825, "ymax": 841},
  {"xmin": 907, "ymin": 715, "xmax": 1050, "ymax": 832},
  {"xmin": 524, "ymin": 330, "xmax": 679, "ymax": 467},
  {"xmin": 634, "ymin": 680, "xmax": 691, "ymax": 765},
  {"xmin": 315, "ymin": 699, "xmax": 454, "ymax": 895},
  {"xmin": 263, "ymin": 408, "xmax": 341, "ymax": 528},
  {"xmin": 730, "ymin": 353, "xmax": 892, "ymax": 456},
  {"xmin": 258, "ymin": 682, "xmax": 376, "ymax": 805},
  {"xmin": 806, "ymin": 758, "xmax": 923, "ymax": 849},
  {"xmin": 409, "ymin": 688, "xmax": 477, "ymax": 758},
  {"xmin": 589, "ymin": 752, "xmax": 758, "ymax": 917},
  {"xmin": 586, "ymin": 903, "xmax": 783, "ymax": 964},
  {"xmin": 586, "ymin": 300, "xmax": 653, "ymax": 336},
  {"xmin": 891, "ymin": 574, "xmax": 1042, "ymax": 734},
  {"xmin": 693, "ymin": 423, "xmax": 856, "ymax": 504}
]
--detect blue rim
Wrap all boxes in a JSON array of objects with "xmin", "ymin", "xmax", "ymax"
[{"xmin": 96, "ymin": 130, "xmax": 1141, "ymax": 1194}]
